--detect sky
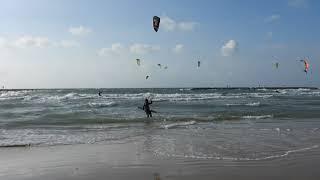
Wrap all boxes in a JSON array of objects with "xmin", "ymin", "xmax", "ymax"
[{"xmin": 0, "ymin": 0, "xmax": 319, "ymax": 88}]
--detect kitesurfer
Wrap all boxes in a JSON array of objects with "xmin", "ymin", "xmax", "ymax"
[{"xmin": 143, "ymin": 98, "xmax": 153, "ymax": 118}]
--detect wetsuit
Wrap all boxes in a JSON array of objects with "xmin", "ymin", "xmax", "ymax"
[{"xmin": 143, "ymin": 99, "xmax": 153, "ymax": 118}]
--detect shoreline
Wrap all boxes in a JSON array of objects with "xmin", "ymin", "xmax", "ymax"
[{"xmin": 0, "ymin": 86, "xmax": 318, "ymax": 91}]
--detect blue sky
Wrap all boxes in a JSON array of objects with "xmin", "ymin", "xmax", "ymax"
[{"xmin": 0, "ymin": 0, "xmax": 319, "ymax": 88}]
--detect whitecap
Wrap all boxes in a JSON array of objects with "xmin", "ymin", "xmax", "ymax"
[
  {"xmin": 88, "ymin": 101, "xmax": 117, "ymax": 108},
  {"xmin": 245, "ymin": 102, "xmax": 260, "ymax": 106},
  {"xmin": 242, "ymin": 115, "xmax": 273, "ymax": 119},
  {"xmin": 227, "ymin": 102, "xmax": 260, "ymax": 106},
  {"xmin": 162, "ymin": 121, "xmax": 196, "ymax": 129}
]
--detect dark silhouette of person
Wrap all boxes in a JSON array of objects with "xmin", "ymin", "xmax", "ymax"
[
  {"xmin": 98, "ymin": 91, "xmax": 102, "ymax": 96},
  {"xmin": 143, "ymin": 98, "xmax": 153, "ymax": 118}
]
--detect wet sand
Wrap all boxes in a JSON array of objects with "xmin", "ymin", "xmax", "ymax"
[{"xmin": 1, "ymin": 139, "xmax": 320, "ymax": 180}]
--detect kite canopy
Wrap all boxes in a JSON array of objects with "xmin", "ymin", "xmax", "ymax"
[
  {"xmin": 300, "ymin": 59, "xmax": 309, "ymax": 73},
  {"xmin": 272, "ymin": 56, "xmax": 279, "ymax": 69},
  {"xmin": 157, "ymin": 64, "xmax": 162, "ymax": 68},
  {"xmin": 153, "ymin": 16, "xmax": 160, "ymax": 32},
  {"xmin": 136, "ymin": 59, "xmax": 141, "ymax": 66}
]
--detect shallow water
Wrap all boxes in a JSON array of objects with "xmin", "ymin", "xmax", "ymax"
[{"xmin": 0, "ymin": 88, "xmax": 320, "ymax": 160}]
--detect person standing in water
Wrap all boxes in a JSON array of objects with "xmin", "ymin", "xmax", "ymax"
[
  {"xmin": 98, "ymin": 90, "xmax": 102, "ymax": 96},
  {"xmin": 143, "ymin": 98, "xmax": 153, "ymax": 118}
]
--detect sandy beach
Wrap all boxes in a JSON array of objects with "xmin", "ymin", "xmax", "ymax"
[{"xmin": 1, "ymin": 135, "xmax": 320, "ymax": 180}]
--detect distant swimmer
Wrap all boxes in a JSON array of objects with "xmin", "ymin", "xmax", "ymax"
[
  {"xmin": 98, "ymin": 91, "xmax": 102, "ymax": 96},
  {"xmin": 143, "ymin": 98, "xmax": 153, "ymax": 118}
]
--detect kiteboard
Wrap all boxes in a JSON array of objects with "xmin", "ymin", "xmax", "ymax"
[{"xmin": 138, "ymin": 107, "xmax": 157, "ymax": 113}]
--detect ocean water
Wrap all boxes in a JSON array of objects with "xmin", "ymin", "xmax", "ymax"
[{"xmin": 1, "ymin": 88, "xmax": 320, "ymax": 160}]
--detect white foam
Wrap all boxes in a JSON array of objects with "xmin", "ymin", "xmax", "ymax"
[
  {"xmin": 299, "ymin": 91, "xmax": 320, "ymax": 96},
  {"xmin": 62, "ymin": 93, "xmax": 79, "ymax": 99},
  {"xmin": 0, "ymin": 90, "xmax": 31, "ymax": 101},
  {"xmin": 0, "ymin": 90, "xmax": 29, "ymax": 97},
  {"xmin": 297, "ymin": 88, "xmax": 311, "ymax": 91},
  {"xmin": 162, "ymin": 121, "xmax": 196, "ymax": 129},
  {"xmin": 249, "ymin": 93, "xmax": 273, "ymax": 98},
  {"xmin": 246, "ymin": 102, "xmax": 260, "ymax": 106},
  {"xmin": 242, "ymin": 115, "xmax": 273, "ymax": 119},
  {"xmin": 160, "ymin": 145, "xmax": 319, "ymax": 161},
  {"xmin": 88, "ymin": 101, "xmax": 117, "ymax": 107},
  {"xmin": 179, "ymin": 88, "xmax": 191, "ymax": 91},
  {"xmin": 227, "ymin": 102, "xmax": 260, "ymax": 106}
]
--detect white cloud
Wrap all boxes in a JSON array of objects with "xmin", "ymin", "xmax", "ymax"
[
  {"xmin": 129, "ymin": 43, "xmax": 160, "ymax": 54},
  {"xmin": 69, "ymin": 26, "xmax": 92, "ymax": 36},
  {"xmin": 0, "ymin": 36, "xmax": 81, "ymax": 49},
  {"xmin": 288, "ymin": 0, "xmax": 308, "ymax": 8},
  {"xmin": 172, "ymin": 44, "xmax": 184, "ymax": 53},
  {"xmin": 161, "ymin": 16, "xmax": 176, "ymax": 32},
  {"xmin": 98, "ymin": 43, "xmax": 125, "ymax": 56},
  {"xmin": 221, "ymin": 40, "xmax": 238, "ymax": 57},
  {"xmin": 178, "ymin": 22, "xmax": 197, "ymax": 31},
  {"xmin": 99, "ymin": 43, "xmax": 161, "ymax": 56},
  {"xmin": 14, "ymin": 36, "xmax": 51, "ymax": 48},
  {"xmin": 265, "ymin": 14, "xmax": 280, "ymax": 23},
  {"xmin": 59, "ymin": 40, "xmax": 80, "ymax": 48},
  {"xmin": 161, "ymin": 16, "xmax": 197, "ymax": 32}
]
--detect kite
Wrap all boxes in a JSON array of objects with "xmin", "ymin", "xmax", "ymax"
[
  {"xmin": 136, "ymin": 59, "xmax": 141, "ymax": 66},
  {"xmin": 153, "ymin": 16, "xmax": 160, "ymax": 32},
  {"xmin": 300, "ymin": 59, "xmax": 310, "ymax": 74}
]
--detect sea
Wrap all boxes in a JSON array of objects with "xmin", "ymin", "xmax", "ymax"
[{"xmin": 1, "ymin": 87, "xmax": 320, "ymax": 161}]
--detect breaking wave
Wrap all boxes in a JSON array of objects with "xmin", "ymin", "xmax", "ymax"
[
  {"xmin": 161, "ymin": 121, "xmax": 197, "ymax": 129},
  {"xmin": 88, "ymin": 101, "xmax": 117, "ymax": 108},
  {"xmin": 226, "ymin": 102, "xmax": 260, "ymax": 106},
  {"xmin": 242, "ymin": 115, "xmax": 273, "ymax": 119}
]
